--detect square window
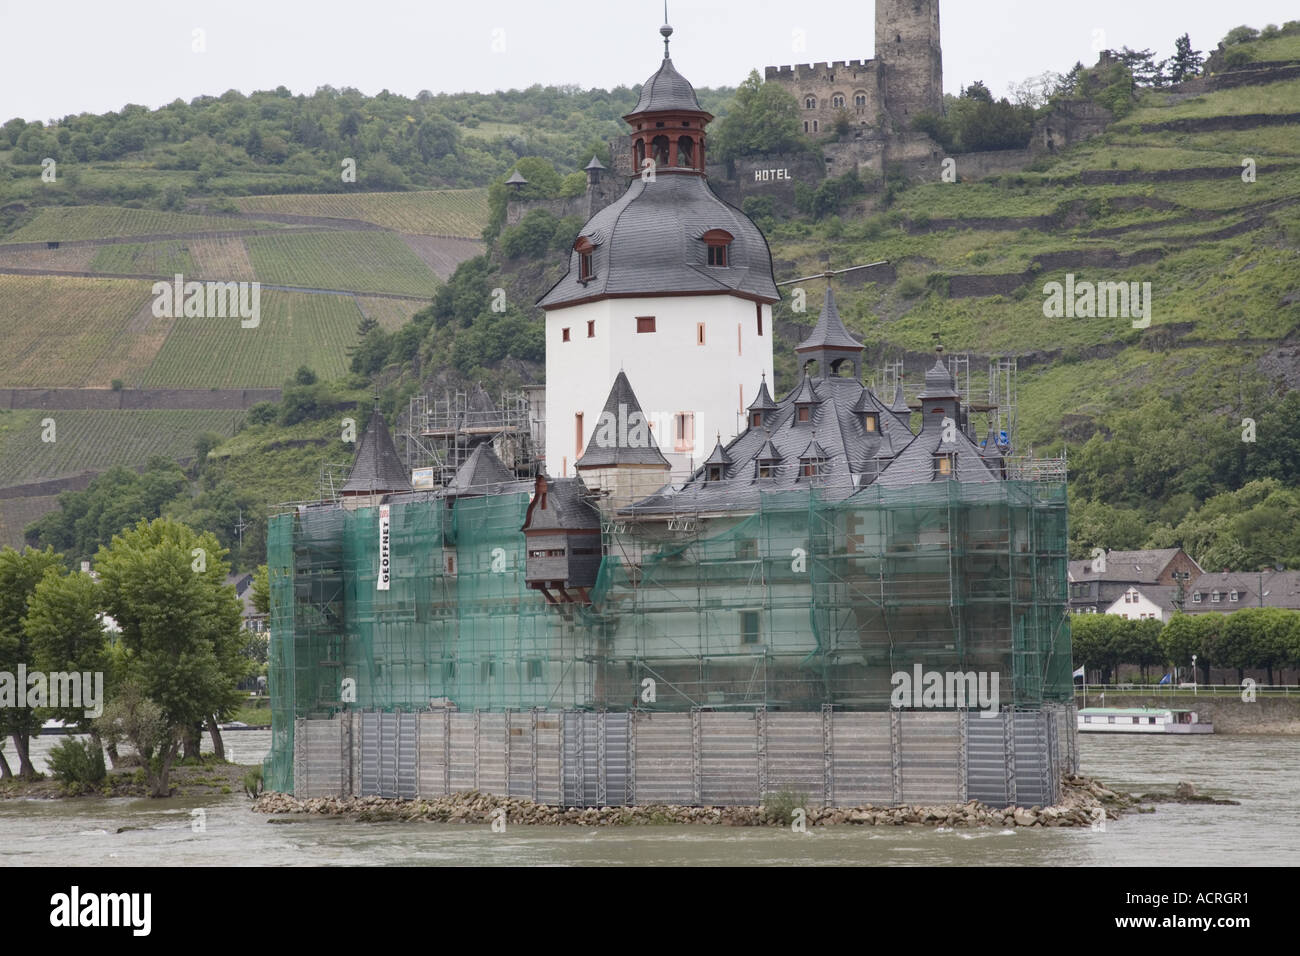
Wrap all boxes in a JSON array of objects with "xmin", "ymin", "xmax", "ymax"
[
  {"xmin": 707, "ymin": 244, "xmax": 727, "ymax": 267},
  {"xmin": 1229, "ymin": 590, "xmax": 1238, "ymax": 602},
  {"xmin": 587, "ymin": 320, "xmax": 595, "ymax": 338},
  {"xmin": 740, "ymin": 610, "xmax": 760, "ymax": 644},
  {"xmin": 1192, "ymin": 593, "xmax": 1201, "ymax": 603},
  {"xmin": 637, "ymin": 316, "xmax": 656, "ymax": 333},
  {"xmin": 562, "ymin": 327, "xmax": 571, "ymax": 342},
  {"xmin": 1211, "ymin": 591, "xmax": 1220, "ymax": 603}
]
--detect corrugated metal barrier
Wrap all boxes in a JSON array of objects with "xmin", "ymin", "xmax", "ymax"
[{"xmin": 295, "ymin": 705, "xmax": 1072, "ymax": 808}]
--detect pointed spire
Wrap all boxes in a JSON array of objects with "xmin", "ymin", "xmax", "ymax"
[
  {"xmin": 798, "ymin": 286, "xmax": 865, "ymax": 352},
  {"xmin": 341, "ymin": 404, "xmax": 411, "ymax": 495},
  {"xmin": 747, "ymin": 372, "xmax": 779, "ymax": 412},
  {"xmin": 889, "ymin": 379, "xmax": 909, "ymax": 413},
  {"xmin": 660, "ymin": 3, "xmax": 673, "ymax": 58},
  {"xmin": 576, "ymin": 371, "xmax": 670, "ymax": 469},
  {"xmin": 704, "ymin": 433, "xmax": 731, "ymax": 466},
  {"xmin": 791, "ymin": 371, "xmax": 822, "ymax": 406}
]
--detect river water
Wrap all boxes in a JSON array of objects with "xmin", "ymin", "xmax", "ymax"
[{"xmin": 2, "ymin": 731, "xmax": 1296, "ymax": 865}]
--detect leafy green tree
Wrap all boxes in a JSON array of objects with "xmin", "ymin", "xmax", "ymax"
[
  {"xmin": 251, "ymin": 565, "xmax": 271, "ymax": 615},
  {"xmin": 0, "ymin": 547, "xmax": 64, "ymax": 779},
  {"xmin": 25, "ymin": 568, "xmax": 110, "ymax": 738},
  {"xmin": 1071, "ymin": 613, "xmax": 1123, "ymax": 682},
  {"xmin": 711, "ymin": 70, "xmax": 809, "ymax": 163},
  {"xmin": 94, "ymin": 519, "xmax": 244, "ymax": 795}
]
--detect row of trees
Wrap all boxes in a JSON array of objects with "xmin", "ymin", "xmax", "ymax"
[
  {"xmin": 1071, "ymin": 609, "xmax": 1300, "ymax": 684},
  {"xmin": 0, "ymin": 520, "xmax": 249, "ymax": 795}
]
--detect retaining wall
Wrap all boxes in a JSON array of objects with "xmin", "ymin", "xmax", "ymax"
[{"xmin": 294, "ymin": 705, "xmax": 1077, "ymax": 808}]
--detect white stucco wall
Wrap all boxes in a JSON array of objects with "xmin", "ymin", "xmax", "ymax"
[
  {"xmin": 543, "ymin": 295, "xmax": 775, "ymax": 477},
  {"xmin": 1105, "ymin": 588, "xmax": 1170, "ymax": 623}
]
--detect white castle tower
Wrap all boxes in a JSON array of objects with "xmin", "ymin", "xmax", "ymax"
[{"xmin": 538, "ymin": 20, "xmax": 780, "ymax": 477}]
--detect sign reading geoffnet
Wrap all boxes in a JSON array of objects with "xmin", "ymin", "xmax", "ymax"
[{"xmin": 378, "ymin": 504, "xmax": 391, "ymax": 591}]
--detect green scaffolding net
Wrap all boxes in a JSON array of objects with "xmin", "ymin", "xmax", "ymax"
[{"xmin": 265, "ymin": 479, "xmax": 1070, "ymax": 791}]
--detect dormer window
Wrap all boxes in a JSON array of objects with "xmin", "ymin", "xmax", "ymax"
[
  {"xmin": 707, "ymin": 465, "xmax": 723, "ymax": 482},
  {"xmin": 797, "ymin": 407, "xmax": 811, "ymax": 423},
  {"xmin": 801, "ymin": 460, "xmax": 825, "ymax": 478},
  {"xmin": 1229, "ymin": 589, "xmax": 1239, "ymax": 602},
  {"xmin": 702, "ymin": 229, "xmax": 733, "ymax": 268},
  {"xmin": 757, "ymin": 462, "xmax": 776, "ymax": 479},
  {"xmin": 1211, "ymin": 591, "xmax": 1221, "ymax": 603},
  {"xmin": 864, "ymin": 413, "xmax": 878, "ymax": 433},
  {"xmin": 933, "ymin": 453, "xmax": 954, "ymax": 479},
  {"xmin": 751, "ymin": 412, "xmax": 763, "ymax": 428},
  {"xmin": 1192, "ymin": 592, "xmax": 1202, "ymax": 603},
  {"xmin": 574, "ymin": 236, "xmax": 596, "ymax": 283}
]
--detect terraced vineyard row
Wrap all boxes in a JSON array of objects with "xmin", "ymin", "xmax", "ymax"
[
  {"xmin": 244, "ymin": 231, "xmax": 440, "ymax": 296},
  {"xmin": 0, "ymin": 409, "xmax": 245, "ymax": 487},
  {"xmin": 0, "ymin": 275, "xmax": 157, "ymax": 386},
  {"xmin": 89, "ymin": 240, "xmax": 197, "ymax": 276},
  {"xmin": 234, "ymin": 189, "xmax": 488, "ymax": 237},
  {"xmin": 1, "ymin": 205, "xmax": 280, "ymax": 243},
  {"xmin": 139, "ymin": 289, "xmax": 361, "ymax": 387}
]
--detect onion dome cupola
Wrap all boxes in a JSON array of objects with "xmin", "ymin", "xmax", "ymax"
[
  {"xmin": 624, "ymin": 18, "xmax": 712, "ymax": 176},
  {"xmin": 797, "ymin": 286, "xmax": 865, "ymax": 381},
  {"xmin": 747, "ymin": 373, "xmax": 779, "ymax": 429},
  {"xmin": 340, "ymin": 405, "xmax": 412, "ymax": 497},
  {"xmin": 703, "ymin": 434, "xmax": 732, "ymax": 482},
  {"xmin": 539, "ymin": 23, "xmax": 778, "ymax": 310}
]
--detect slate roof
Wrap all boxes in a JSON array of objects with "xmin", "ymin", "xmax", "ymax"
[
  {"xmin": 1183, "ymin": 570, "xmax": 1300, "ymax": 611},
  {"xmin": 1068, "ymin": 549, "xmax": 1190, "ymax": 584},
  {"xmin": 585, "ymin": 155, "xmax": 606, "ymax": 171},
  {"xmin": 1106, "ymin": 585, "xmax": 1182, "ymax": 614},
  {"xmin": 624, "ymin": 376, "xmax": 913, "ymax": 515},
  {"xmin": 627, "ymin": 56, "xmax": 706, "ymax": 116},
  {"xmin": 747, "ymin": 376, "xmax": 779, "ymax": 412},
  {"xmin": 888, "ymin": 381, "xmax": 910, "ymax": 414},
  {"xmin": 446, "ymin": 443, "xmax": 515, "ymax": 495},
  {"xmin": 704, "ymin": 438, "xmax": 731, "ymax": 466},
  {"xmin": 798, "ymin": 287, "xmax": 865, "ymax": 352},
  {"xmin": 341, "ymin": 406, "xmax": 412, "ymax": 494},
  {"xmin": 521, "ymin": 475, "xmax": 602, "ymax": 533},
  {"xmin": 537, "ymin": 174, "xmax": 779, "ymax": 309},
  {"xmin": 872, "ymin": 359, "xmax": 1001, "ymax": 488},
  {"xmin": 575, "ymin": 371, "xmax": 671, "ymax": 469}
]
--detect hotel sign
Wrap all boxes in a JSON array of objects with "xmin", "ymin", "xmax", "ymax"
[{"xmin": 378, "ymin": 504, "xmax": 391, "ymax": 591}]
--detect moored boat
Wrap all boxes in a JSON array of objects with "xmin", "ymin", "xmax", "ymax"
[{"xmin": 1077, "ymin": 707, "xmax": 1213, "ymax": 734}]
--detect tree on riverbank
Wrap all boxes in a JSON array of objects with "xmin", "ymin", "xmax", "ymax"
[
  {"xmin": 94, "ymin": 518, "xmax": 245, "ymax": 797},
  {"xmin": 0, "ymin": 547, "xmax": 64, "ymax": 779}
]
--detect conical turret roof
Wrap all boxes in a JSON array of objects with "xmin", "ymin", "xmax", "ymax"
[
  {"xmin": 704, "ymin": 436, "xmax": 731, "ymax": 466},
  {"xmin": 341, "ymin": 405, "xmax": 411, "ymax": 495},
  {"xmin": 576, "ymin": 371, "xmax": 670, "ymax": 469},
  {"xmin": 797, "ymin": 287, "xmax": 865, "ymax": 353},
  {"xmin": 448, "ymin": 443, "xmax": 514, "ymax": 493}
]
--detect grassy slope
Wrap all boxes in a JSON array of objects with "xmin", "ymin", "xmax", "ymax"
[
  {"xmin": 233, "ymin": 188, "xmax": 488, "ymax": 237},
  {"xmin": 766, "ymin": 76, "xmax": 1300, "ymax": 453}
]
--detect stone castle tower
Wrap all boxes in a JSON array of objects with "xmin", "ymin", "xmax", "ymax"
[
  {"xmin": 875, "ymin": 0, "xmax": 943, "ymax": 122},
  {"xmin": 764, "ymin": 0, "xmax": 943, "ymax": 137}
]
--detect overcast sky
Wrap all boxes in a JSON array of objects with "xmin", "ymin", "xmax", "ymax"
[{"xmin": 1, "ymin": 0, "xmax": 1294, "ymax": 122}]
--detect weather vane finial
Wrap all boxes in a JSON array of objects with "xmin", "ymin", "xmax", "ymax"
[{"xmin": 660, "ymin": 3, "xmax": 673, "ymax": 57}]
